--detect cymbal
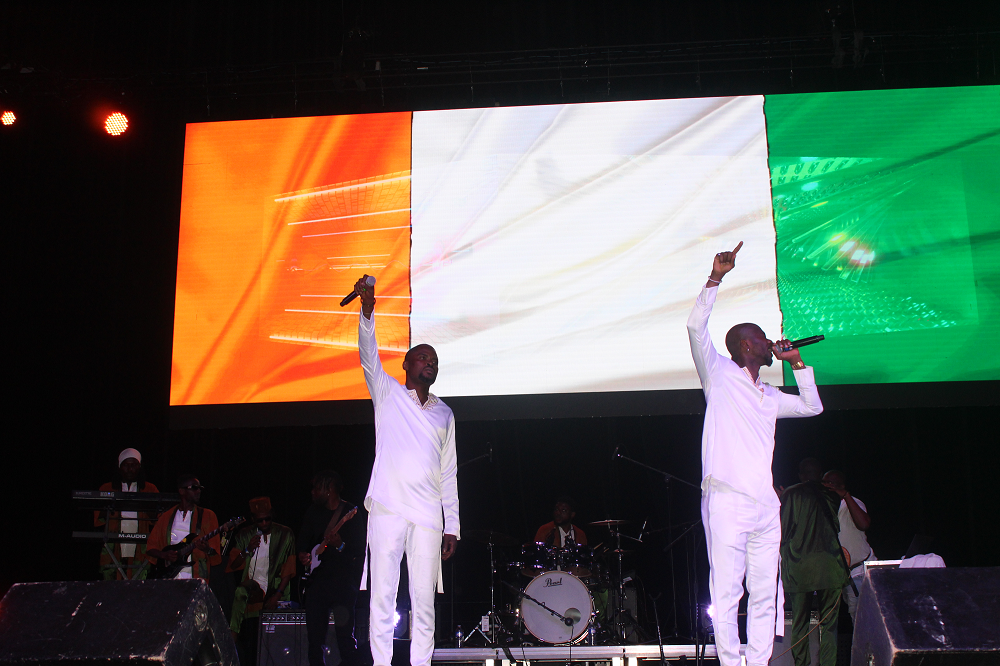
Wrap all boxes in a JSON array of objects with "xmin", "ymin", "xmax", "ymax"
[
  {"xmin": 589, "ymin": 519, "xmax": 632, "ymax": 527},
  {"xmin": 463, "ymin": 529, "xmax": 519, "ymax": 547}
]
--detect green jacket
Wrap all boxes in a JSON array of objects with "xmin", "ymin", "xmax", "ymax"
[{"xmin": 780, "ymin": 481, "xmax": 850, "ymax": 593}]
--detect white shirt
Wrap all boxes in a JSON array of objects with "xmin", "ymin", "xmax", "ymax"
[
  {"xmin": 169, "ymin": 509, "xmax": 195, "ymax": 579},
  {"xmin": 359, "ymin": 312, "xmax": 461, "ymax": 537},
  {"xmin": 838, "ymin": 497, "xmax": 874, "ymax": 567},
  {"xmin": 248, "ymin": 533, "xmax": 271, "ymax": 592},
  {"xmin": 687, "ymin": 286, "xmax": 824, "ymax": 506},
  {"xmin": 120, "ymin": 482, "xmax": 138, "ymax": 558},
  {"xmin": 557, "ymin": 526, "xmax": 577, "ymax": 548}
]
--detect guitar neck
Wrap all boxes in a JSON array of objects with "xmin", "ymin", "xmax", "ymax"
[
  {"xmin": 176, "ymin": 523, "xmax": 228, "ymax": 558},
  {"xmin": 319, "ymin": 507, "xmax": 357, "ymax": 549}
]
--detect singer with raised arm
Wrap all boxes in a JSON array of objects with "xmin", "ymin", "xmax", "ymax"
[
  {"xmin": 353, "ymin": 274, "xmax": 460, "ymax": 666},
  {"xmin": 687, "ymin": 243, "xmax": 824, "ymax": 666}
]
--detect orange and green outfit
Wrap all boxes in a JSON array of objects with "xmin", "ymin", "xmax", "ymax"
[{"xmin": 95, "ymin": 480, "xmax": 160, "ymax": 580}]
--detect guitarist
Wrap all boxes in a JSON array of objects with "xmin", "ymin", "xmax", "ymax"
[
  {"xmin": 297, "ymin": 470, "xmax": 368, "ymax": 666},
  {"xmin": 146, "ymin": 474, "xmax": 221, "ymax": 581}
]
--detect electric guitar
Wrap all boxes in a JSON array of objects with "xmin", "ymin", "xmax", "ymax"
[
  {"xmin": 303, "ymin": 506, "xmax": 357, "ymax": 581},
  {"xmin": 149, "ymin": 515, "xmax": 244, "ymax": 579}
]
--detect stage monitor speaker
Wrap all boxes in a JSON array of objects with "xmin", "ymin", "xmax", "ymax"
[
  {"xmin": 0, "ymin": 579, "xmax": 237, "ymax": 666},
  {"xmin": 258, "ymin": 611, "xmax": 336, "ymax": 666},
  {"xmin": 851, "ymin": 567, "xmax": 1000, "ymax": 666}
]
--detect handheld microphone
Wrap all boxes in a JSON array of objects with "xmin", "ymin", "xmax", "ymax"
[
  {"xmin": 784, "ymin": 335, "xmax": 825, "ymax": 348},
  {"xmin": 340, "ymin": 276, "xmax": 377, "ymax": 307}
]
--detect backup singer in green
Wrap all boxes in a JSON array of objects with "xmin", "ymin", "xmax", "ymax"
[
  {"xmin": 227, "ymin": 497, "xmax": 297, "ymax": 664},
  {"xmin": 779, "ymin": 459, "xmax": 850, "ymax": 666}
]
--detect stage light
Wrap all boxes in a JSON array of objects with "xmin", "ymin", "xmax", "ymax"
[
  {"xmin": 104, "ymin": 112, "xmax": 129, "ymax": 136},
  {"xmin": 1, "ymin": 111, "xmax": 15, "ymax": 126}
]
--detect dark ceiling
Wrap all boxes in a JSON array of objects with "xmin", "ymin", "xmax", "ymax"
[{"xmin": 4, "ymin": 1, "xmax": 998, "ymax": 119}]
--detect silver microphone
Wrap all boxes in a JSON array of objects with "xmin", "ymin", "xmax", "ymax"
[{"xmin": 340, "ymin": 275, "xmax": 377, "ymax": 307}]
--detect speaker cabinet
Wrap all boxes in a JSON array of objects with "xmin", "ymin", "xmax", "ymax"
[
  {"xmin": 0, "ymin": 579, "xmax": 237, "ymax": 666},
  {"xmin": 851, "ymin": 567, "xmax": 1000, "ymax": 666},
  {"xmin": 258, "ymin": 611, "xmax": 336, "ymax": 666}
]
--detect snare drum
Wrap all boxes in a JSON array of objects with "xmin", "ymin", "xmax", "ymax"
[
  {"xmin": 521, "ymin": 570, "xmax": 593, "ymax": 644},
  {"xmin": 519, "ymin": 542, "xmax": 555, "ymax": 577}
]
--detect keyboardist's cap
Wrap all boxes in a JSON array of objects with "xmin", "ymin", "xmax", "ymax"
[{"xmin": 118, "ymin": 448, "xmax": 142, "ymax": 465}]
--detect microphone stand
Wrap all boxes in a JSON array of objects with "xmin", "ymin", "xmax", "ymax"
[
  {"xmin": 459, "ymin": 443, "xmax": 493, "ymax": 469},
  {"xmin": 614, "ymin": 449, "xmax": 702, "ymax": 642},
  {"xmin": 503, "ymin": 582, "xmax": 577, "ymax": 627},
  {"xmin": 614, "ymin": 451, "xmax": 700, "ymax": 490}
]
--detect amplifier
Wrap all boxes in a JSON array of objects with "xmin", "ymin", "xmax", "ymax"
[{"xmin": 258, "ymin": 610, "xmax": 336, "ymax": 666}]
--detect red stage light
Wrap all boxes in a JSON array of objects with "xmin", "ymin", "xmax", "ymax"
[
  {"xmin": 1, "ymin": 111, "xmax": 15, "ymax": 126},
  {"xmin": 104, "ymin": 112, "xmax": 129, "ymax": 136}
]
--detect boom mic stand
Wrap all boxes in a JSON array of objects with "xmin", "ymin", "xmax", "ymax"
[
  {"xmin": 614, "ymin": 449, "xmax": 702, "ymax": 645},
  {"xmin": 613, "ymin": 449, "xmax": 700, "ymax": 491},
  {"xmin": 458, "ymin": 443, "xmax": 492, "ymax": 469}
]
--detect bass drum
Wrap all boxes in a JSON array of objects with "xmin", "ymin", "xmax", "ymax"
[{"xmin": 521, "ymin": 571, "xmax": 593, "ymax": 645}]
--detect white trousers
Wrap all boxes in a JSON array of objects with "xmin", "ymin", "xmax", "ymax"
[
  {"xmin": 702, "ymin": 484, "xmax": 781, "ymax": 666},
  {"xmin": 367, "ymin": 503, "xmax": 442, "ymax": 666}
]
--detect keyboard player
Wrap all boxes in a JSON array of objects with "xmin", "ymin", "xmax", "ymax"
[{"xmin": 95, "ymin": 448, "xmax": 160, "ymax": 580}]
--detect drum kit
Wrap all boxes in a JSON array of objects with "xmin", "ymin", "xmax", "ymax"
[{"xmin": 462, "ymin": 519, "xmax": 642, "ymax": 647}]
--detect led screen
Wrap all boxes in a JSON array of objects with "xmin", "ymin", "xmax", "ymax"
[
  {"xmin": 768, "ymin": 86, "xmax": 1000, "ymax": 386},
  {"xmin": 170, "ymin": 86, "xmax": 999, "ymax": 407}
]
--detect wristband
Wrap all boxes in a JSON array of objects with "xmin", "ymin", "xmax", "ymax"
[
  {"xmin": 336, "ymin": 542, "xmax": 346, "ymax": 553},
  {"xmin": 707, "ymin": 276, "xmax": 721, "ymax": 284},
  {"xmin": 791, "ymin": 360, "xmax": 806, "ymax": 370}
]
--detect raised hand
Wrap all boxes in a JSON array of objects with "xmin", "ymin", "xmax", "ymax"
[
  {"xmin": 710, "ymin": 241, "xmax": 743, "ymax": 283},
  {"xmin": 822, "ymin": 479, "xmax": 848, "ymax": 499},
  {"xmin": 354, "ymin": 274, "xmax": 376, "ymax": 318}
]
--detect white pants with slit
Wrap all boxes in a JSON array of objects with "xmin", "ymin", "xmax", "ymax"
[
  {"xmin": 702, "ymin": 483, "xmax": 781, "ymax": 666},
  {"xmin": 367, "ymin": 502, "xmax": 442, "ymax": 666}
]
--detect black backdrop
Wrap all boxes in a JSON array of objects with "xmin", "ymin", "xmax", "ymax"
[{"xmin": 3, "ymin": 0, "xmax": 999, "ymax": 645}]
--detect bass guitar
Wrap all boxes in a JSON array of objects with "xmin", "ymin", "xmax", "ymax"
[
  {"xmin": 303, "ymin": 506, "xmax": 357, "ymax": 582},
  {"xmin": 149, "ymin": 515, "xmax": 244, "ymax": 579}
]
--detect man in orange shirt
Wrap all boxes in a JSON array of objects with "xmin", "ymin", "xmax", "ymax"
[
  {"xmin": 534, "ymin": 497, "xmax": 587, "ymax": 547},
  {"xmin": 146, "ymin": 474, "xmax": 221, "ymax": 580}
]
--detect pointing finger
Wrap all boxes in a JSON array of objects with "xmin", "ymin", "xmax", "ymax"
[{"xmin": 732, "ymin": 241, "xmax": 743, "ymax": 255}]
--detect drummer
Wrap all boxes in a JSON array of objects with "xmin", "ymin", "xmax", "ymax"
[{"xmin": 534, "ymin": 497, "xmax": 588, "ymax": 548}]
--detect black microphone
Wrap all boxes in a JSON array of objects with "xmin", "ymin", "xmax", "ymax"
[
  {"xmin": 340, "ymin": 276, "xmax": 377, "ymax": 307},
  {"xmin": 785, "ymin": 335, "xmax": 825, "ymax": 348}
]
